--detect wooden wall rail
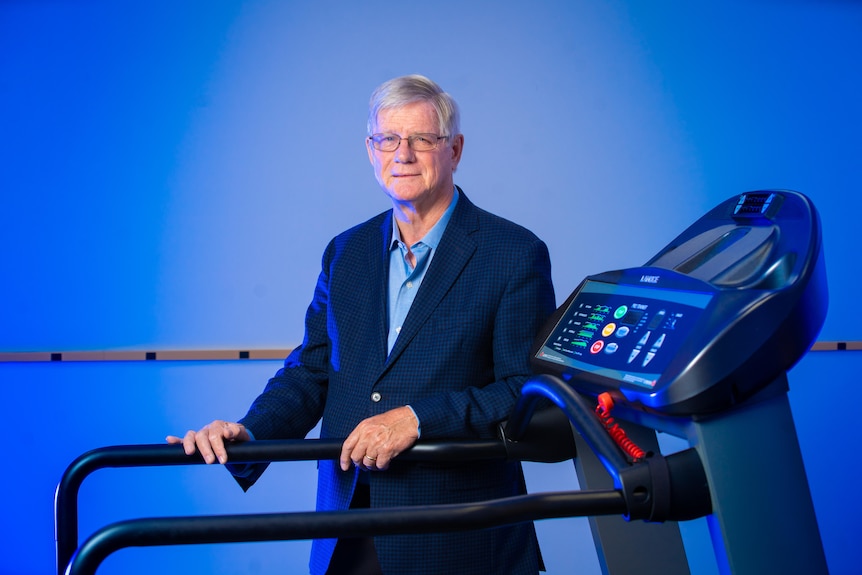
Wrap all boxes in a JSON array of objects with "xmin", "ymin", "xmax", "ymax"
[
  {"xmin": 0, "ymin": 342, "xmax": 859, "ymax": 363},
  {"xmin": 0, "ymin": 350, "xmax": 292, "ymax": 362}
]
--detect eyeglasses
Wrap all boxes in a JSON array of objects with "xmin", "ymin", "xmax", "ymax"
[{"xmin": 368, "ymin": 133, "xmax": 449, "ymax": 152}]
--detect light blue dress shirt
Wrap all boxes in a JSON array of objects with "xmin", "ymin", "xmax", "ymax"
[{"xmin": 387, "ymin": 190, "xmax": 459, "ymax": 353}]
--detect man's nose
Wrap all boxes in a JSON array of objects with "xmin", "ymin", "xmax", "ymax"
[{"xmin": 394, "ymin": 138, "xmax": 415, "ymax": 161}]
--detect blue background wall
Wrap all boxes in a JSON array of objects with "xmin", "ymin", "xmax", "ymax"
[{"xmin": 1, "ymin": 1, "xmax": 859, "ymax": 573}]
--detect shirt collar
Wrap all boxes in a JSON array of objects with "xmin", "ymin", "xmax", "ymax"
[{"xmin": 390, "ymin": 188, "xmax": 459, "ymax": 250}]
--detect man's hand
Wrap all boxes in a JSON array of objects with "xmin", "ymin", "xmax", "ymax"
[
  {"xmin": 340, "ymin": 406, "xmax": 419, "ymax": 471},
  {"xmin": 166, "ymin": 420, "xmax": 250, "ymax": 464}
]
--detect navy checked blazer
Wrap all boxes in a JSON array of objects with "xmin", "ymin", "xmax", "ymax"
[{"xmin": 238, "ymin": 189, "xmax": 556, "ymax": 575}]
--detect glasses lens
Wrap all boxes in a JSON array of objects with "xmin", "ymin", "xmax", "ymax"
[
  {"xmin": 371, "ymin": 134, "xmax": 399, "ymax": 151},
  {"xmin": 410, "ymin": 134, "xmax": 437, "ymax": 151}
]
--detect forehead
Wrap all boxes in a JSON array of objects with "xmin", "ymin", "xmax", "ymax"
[{"xmin": 374, "ymin": 101, "xmax": 439, "ymax": 132}]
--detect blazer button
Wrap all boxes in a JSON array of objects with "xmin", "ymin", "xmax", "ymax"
[{"xmin": 371, "ymin": 392, "xmax": 382, "ymax": 403}]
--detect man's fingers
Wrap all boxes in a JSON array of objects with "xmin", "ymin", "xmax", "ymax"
[
  {"xmin": 341, "ymin": 429, "xmax": 380, "ymax": 471},
  {"xmin": 373, "ymin": 452, "xmax": 391, "ymax": 471},
  {"xmin": 190, "ymin": 428, "xmax": 214, "ymax": 463},
  {"xmin": 340, "ymin": 411, "xmax": 418, "ymax": 472},
  {"xmin": 165, "ymin": 432, "xmax": 197, "ymax": 456},
  {"xmin": 340, "ymin": 433, "xmax": 360, "ymax": 471},
  {"xmin": 205, "ymin": 422, "xmax": 232, "ymax": 464},
  {"xmin": 165, "ymin": 421, "xmax": 249, "ymax": 464}
]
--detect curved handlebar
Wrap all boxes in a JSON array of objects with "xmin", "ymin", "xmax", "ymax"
[
  {"xmin": 66, "ymin": 489, "xmax": 625, "ymax": 575},
  {"xmin": 56, "ymin": 438, "xmax": 507, "ymax": 574}
]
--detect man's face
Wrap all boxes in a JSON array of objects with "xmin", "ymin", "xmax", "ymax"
[{"xmin": 366, "ymin": 101, "xmax": 463, "ymax": 211}]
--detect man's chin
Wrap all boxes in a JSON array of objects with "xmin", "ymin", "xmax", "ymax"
[{"xmin": 384, "ymin": 185, "xmax": 426, "ymax": 204}]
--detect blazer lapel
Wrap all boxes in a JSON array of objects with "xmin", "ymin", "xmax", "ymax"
[
  {"xmin": 372, "ymin": 212, "xmax": 395, "ymax": 366},
  {"xmin": 383, "ymin": 191, "xmax": 479, "ymax": 369}
]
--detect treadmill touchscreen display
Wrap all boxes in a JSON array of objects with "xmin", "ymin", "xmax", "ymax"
[{"xmin": 535, "ymin": 280, "xmax": 713, "ymax": 389}]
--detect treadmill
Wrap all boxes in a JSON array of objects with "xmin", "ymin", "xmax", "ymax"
[{"xmin": 511, "ymin": 190, "xmax": 829, "ymax": 574}]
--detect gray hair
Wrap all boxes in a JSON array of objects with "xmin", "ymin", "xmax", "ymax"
[{"xmin": 367, "ymin": 74, "xmax": 461, "ymax": 137}]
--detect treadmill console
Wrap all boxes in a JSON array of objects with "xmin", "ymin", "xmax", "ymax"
[
  {"xmin": 531, "ymin": 191, "xmax": 827, "ymax": 416},
  {"xmin": 535, "ymin": 273, "xmax": 713, "ymax": 392}
]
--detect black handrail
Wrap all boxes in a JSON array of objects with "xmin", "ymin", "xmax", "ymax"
[
  {"xmin": 55, "ymin": 438, "xmax": 510, "ymax": 575},
  {"xmin": 66, "ymin": 489, "xmax": 626, "ymax": 575},
  {"xmin": 57, "ymin": 403, "xmax": 580, "ymax": 575},
  {"xmin": 507, "ymin": 374, "xmax": 631, "ymax": 481}
]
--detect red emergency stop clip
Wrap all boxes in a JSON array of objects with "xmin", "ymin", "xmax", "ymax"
[{"xmin": 595, "ymin": 392, "xmax": 647, "ymax": 462}]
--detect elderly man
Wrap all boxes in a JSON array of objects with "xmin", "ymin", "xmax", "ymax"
[{"xmin": 168, "ymin": 74, "xmax": 555, "ymax": 575}]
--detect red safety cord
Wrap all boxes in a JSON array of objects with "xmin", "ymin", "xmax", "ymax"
[{"xmin": 595, "ymin": 392, "xmax": 647, "ymax": 462}]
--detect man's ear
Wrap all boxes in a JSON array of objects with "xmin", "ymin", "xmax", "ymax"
[{"xmin": 450, "ymin": 134, "xmax": 464, "ymax": 171}]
